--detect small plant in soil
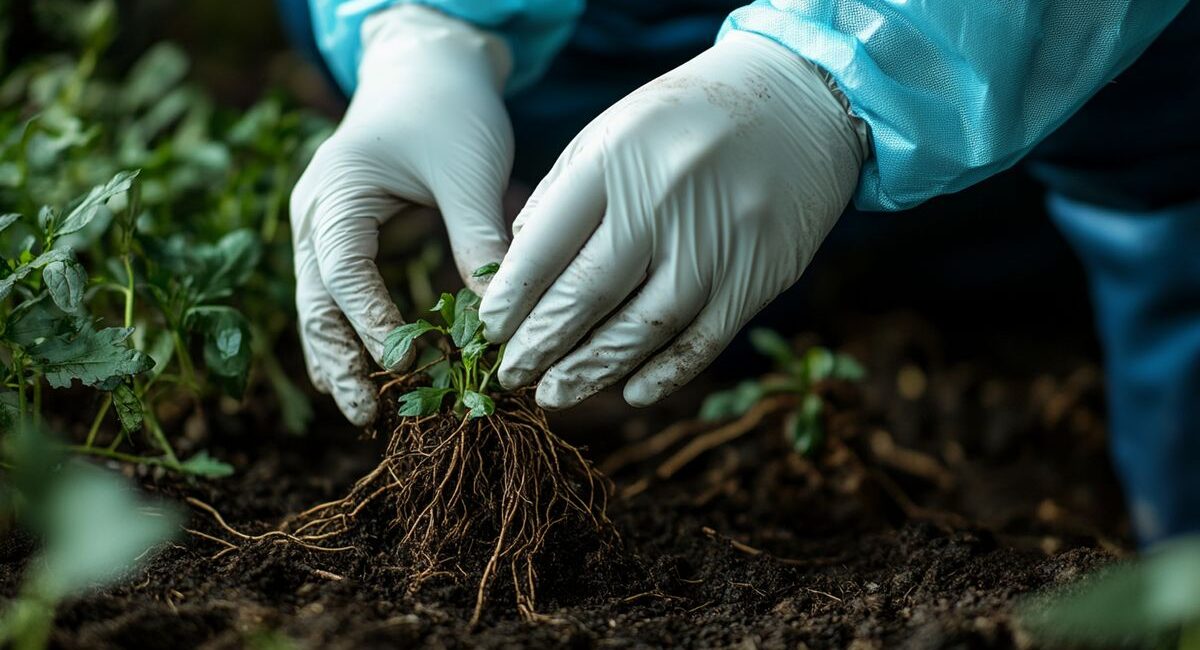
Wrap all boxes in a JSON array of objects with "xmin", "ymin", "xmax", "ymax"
[
  {"xmin": 699, "ymin": 328, "xmax": 864, "ymax": 457},
  {"xmin": 203, "ymin": 266, "xmax": 617, "ymax": 624}
]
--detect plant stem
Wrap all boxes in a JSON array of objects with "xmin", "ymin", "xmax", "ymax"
[
  {"xmin": 84, "ymin": 394, "xmax": 112, "ymax": 448},
  {"xmin": 14, "ymin": 352, "xmax": 26, "ymax": 434},
  {"xmin": 171, "ymin": 330, "xmax": 197, "ymax": 390},
  {"xmin": 142, "ymin": 407, "xmax": 179, "ymax": 465},
  {"xmin": 122, "ymin": 255, "xmax": 134, "ymax": 328},
  {"xmin": 65, "ymin": 444, "xmax": 177, "ymax": 471}
]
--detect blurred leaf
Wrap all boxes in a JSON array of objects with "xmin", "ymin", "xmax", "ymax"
[
  {"xmin": 788, "ymin": 393, "xmax": 824, "ymax": 457},
  {"xmin": 0, "ymin": 213, "xmax": 20, "ymax": 233},
  {"xmin": 699, "ymin": 380, "xmax": 764, "ymax": 422},
  {"xmin": 122, "ymin": 43, "xmax": 189, "ymax": 112},
  {"xmin": 803, "ymin": 347, "xmax": 835, "ymax": 383},
  {"xmin": 749, "ymin": 328, "xmax": 794, "ymax": 368},
  {"xmin": 831, "ymin": 353, "xmax": 866, "ymax": 382},
  {"xmin": 178, "ymin": 451, "xmax": 234, "ymax": 478},
  {"xmin": 184, "ymin": 306, "xmax": 252, "ymax": 396},
  {"xmin": 1020, "ymin": 537, "xmax": 1200, "ymax": 646}
]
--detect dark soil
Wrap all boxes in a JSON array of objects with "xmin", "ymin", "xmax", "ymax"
[{"xmin": 0, "ymin": 313, "xmax": 1127, "ymax": 649}]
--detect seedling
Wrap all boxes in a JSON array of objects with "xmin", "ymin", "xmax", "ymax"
[
  {"xmin": 699, "ymin": 328, "xmax": 864, "ymax": 457},
  {"xmin": 273, "ymin": 266, "xmax": 616, "ymax": 624}
]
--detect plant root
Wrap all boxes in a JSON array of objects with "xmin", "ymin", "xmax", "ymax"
[{"xmin": 269, "ymin": 386, "xmax": 616, "ymax": 626}]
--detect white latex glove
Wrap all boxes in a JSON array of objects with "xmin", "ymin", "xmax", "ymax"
[
  {"xmin": 479, "ymin": 31, "xmax": 870, "ymax": 410},
  {"xmin": 291, "ymin": 5, "xmax": 513, "ymax": 425}
]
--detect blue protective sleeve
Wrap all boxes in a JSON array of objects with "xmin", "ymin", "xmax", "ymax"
[
  {"xmin": 308, "ymin": 0, "xmax": 584, "ymax": 96},
  {"xmin": 719, "ymin": 1, "xmax": 1190, "ymax": 212}
]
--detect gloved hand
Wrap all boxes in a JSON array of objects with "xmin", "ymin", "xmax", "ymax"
[
  {"xmin": 291, "ymin": 5, "xmax": 513, "ymax": 425},
  {"xmin": 479, "ymin": 31, "xmax": 870, "ymax": 410}
]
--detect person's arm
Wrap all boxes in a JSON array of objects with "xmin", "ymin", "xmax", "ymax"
[
  {"xmin": 307, "ymin": 0, "xmax": 584, "ymax": 95},
  {"xmin": 721, "ymin": 0, "xmax": 1189, "ymax": 211}
]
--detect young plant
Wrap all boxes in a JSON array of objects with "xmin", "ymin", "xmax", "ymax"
[
  {"xmin": 381, "ymin": 264, "xmax": 504, "ymax": 421},
  {"xmin": 261, "ymin": 265, "xmax": 616, "ymax": 625},
  {"xmin": 1019, "ymin": 537, "xmax": 1200, "ymax": 650},
  {"xmin": 699, "ymin": 328, "xmax": 864, "ymax": 457}
]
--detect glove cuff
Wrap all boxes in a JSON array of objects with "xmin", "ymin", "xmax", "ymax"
[{"xmin": 360, "ymin": 5, "xmax": 513, "ymax": 93}]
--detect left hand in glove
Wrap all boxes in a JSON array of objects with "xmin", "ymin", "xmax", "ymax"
[{"xmin": 478, "ymin": 31, "xmax": 870, "ymax": 409}]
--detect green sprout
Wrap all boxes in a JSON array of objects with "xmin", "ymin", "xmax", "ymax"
[
  {"xmin": 382, "ymin": 263, "xmax": 503, "ymax": 420},
  {"xmin": 699, "ymin": 328, "xmax": 864, "ymax": 457}
]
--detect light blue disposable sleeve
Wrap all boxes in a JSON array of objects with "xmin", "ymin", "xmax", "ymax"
[
  {"xmin": 308, "ymin": 0, "xmax": 584, "ymax": 96},
  {"xmin": 719, "ymin": 1, "xmax": 1189, "ymax": 212}
]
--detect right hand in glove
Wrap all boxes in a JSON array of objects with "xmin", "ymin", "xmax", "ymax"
[{"xmin": 290, "ymin": 5, "xmax": 513, "ymax": 425}]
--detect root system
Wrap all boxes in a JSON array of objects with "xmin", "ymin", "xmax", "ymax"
[{"xmin": 270, "ymin": 384, "xmax": 616, "ymax": 625}]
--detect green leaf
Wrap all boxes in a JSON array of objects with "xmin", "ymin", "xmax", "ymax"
[
  {"xmin": 749, "ymin": 328, "xmax": 794, "ymax": 367},
  {"xmin": 397, "ymin": 387, "xmax": 453, "ymax": 417},
  {"xmin": 450, "ymin": 288, "xmax": 483, "ymax": 348},
  {"xmin": 122, "ymin": 43, "xmax": 189, "ymax": 111},
  {"xmin": 36, "ymin": 206, "xmax": 55, "ymax": 231},
  {"xmin": 28, "ymin": 327, "xmax": 154, "ymax": 389},
  {"xmin": 462, "ymin": 390, "xmax": 495, "ymax": 419},
  {"xmin": 184, "ymin": 306, "xmax": 252, "ymax": 396},
  {"xmin": 788, "ymin": 393, "xmax": 825, "ymax": 457},
  {"xmin": 1019, "ymin": 538, "xmax": 1200, "ymax": 646},
  {"xmin": 461, "ymin": 338, "xmax": 489, "ymax": 365},
  {"xmin": 29, "ymin": 247, "xmax": 72, "ymax": 268},
  {"xmin": 382, "ymin": 320, "xmax": 437, "ymax": 369},
  {"xmin": 472, "ymin": 262, "xmax": 500, "ymax": 278},
  {"xmin": 57, "ymin": 170, "xmax": 139, "ymax": 237},
  {"xmin": 831, "ymin": 353, "xmax": 866, "ymax": 382},
  {"xmin": 429, "ymin": 359, "xmax": 452, "ymax": 389},
  {"xmin": 0, "ymin": 265, "xmax": 34, "ymax": 300},
  {"xmin": 699, "ymin": 380, "xmax": 764, "ymax": 422},
  {"xmin": 0, "ymin": 213, "xmax": 21, "ymax": 233},
  {"xmin": 43, "ymin": 259, "xmax": 87, "ymax": 312},
  {"xmin": 5, "ymin": 294, "xmax": 80, "ymax": 348},
  {"xmin": 111, "ymin": 384, "xmax": 143, "ymax": 434},
  {"xmin": 38, "ymin": 464, "xmax": 179, "ymax": 599},
  {"xmin": 699, "ymin": 389, "xmax": 738, "ymax": 422},
  {"xmin": 178, "ymin": 450, "xmax": 234, "ymax": 478},
  {"xmin": 430, "ymin": 292, "xmax": 456, "ymax": 327},
  {"xmin": 202, "ymin": 228, "xmax": 262, "ymax": 296},
  {"xmin": 803, "ymin": 347, "xmax": 835, "ymax": 383}
]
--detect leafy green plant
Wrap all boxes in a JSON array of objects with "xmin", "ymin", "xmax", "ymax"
[
  {"xmin": 1019, "ymin": 537, "xmax": 1200, "ymax": 649},
  {"xmin": 699, "ymin": 328, "xmax": 864, "ymax": 457},
  {"xmin": 0, "ymin": 0, "xmax": 333, "ymax": 473},
  {"xmin": 382, "ymin": 264, "xmax": 503, "ymax": 420},
  {"xmin": 0, "ymin": 425, "xmax": 178, "ymax": 650}
]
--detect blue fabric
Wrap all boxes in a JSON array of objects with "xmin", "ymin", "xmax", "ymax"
[
  {"xmin": 720, "ymin": 1, "xmax": 1189, "ymax": 212},
  {"xmin": 1050, "ymin": 195, "xmax": 1200, "ymax": 546},
  {"xmin": 307, "ymin": 0, "xmax": 584, "ymax": 96}
]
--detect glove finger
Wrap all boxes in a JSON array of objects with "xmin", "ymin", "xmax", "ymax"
[
  {"xmin": 310, "ymin": 203, "xmax": 410, "ymax": 370},
  {"xmin": 479, "ymin": 152, "xmax": 607, "ymax": 343},
  {"xmin": 498, "ymin": 211, "xmax": 650, "ymax": 389},
  {"xmin": 434, "ymin": 182, "xmax": 511, "ymax": 297},
  {"xmin": 622, "ymin": 284, "xmax": 754, "ymax": 407},
  {"xmin": 535, "ymin": 263, "xmax": 707, "ymax": 410},
  {"xmin": 294, "ymin": 241, "xmax": 332, "ymax": 394}
]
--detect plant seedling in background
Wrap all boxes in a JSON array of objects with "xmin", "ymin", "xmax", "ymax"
[
  {"xmin": 382, "ymin": 264, "xmax": 503, "ymax": 420},
  {"xmin": 1019, "ymin": 537, "xmax": 1200, "ymax": 649},
  {"xmin": 699, "ymin": 328, "xmax": 864, "ymax": 457}
]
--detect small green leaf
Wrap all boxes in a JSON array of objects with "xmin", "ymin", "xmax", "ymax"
[
  {"xmin": 43, "ymin": 259, "xmax": 87, "ymax": 312},
  {"xmin": 430, "ymin": 292, "xmax": 455, "ymax": 327},
  {"xmin": 699, "ymin": 389, "xmax": 738, "ymax": 422},
  {"xmin": 37, "ymin": 206, "xmax": 55, "ymax": 231},
  {"xmin": 701, "ymin": 380, "xmax": 764, "ymax": 422},
  {"xmin": 0, "ymin": 265, "xmax": 34, "ymax": 300},
  {"xmin": 29, "ymin": 247, "xmax": 72, "ymax": 269},
  {"xmin": 803, "ymin": 347, "xmax": 836, "ymax": 383},
  {"xmin": 178, "ymin": 450, "xmax": 234, "ymax": 478},
  {"xmin": 382, "ymin": 320, "xmax": 437, "ymax": 369},
  {"xmin": 463, "ymin": 390, "xmax": 495, "ymax": 419},
  {"xmin": 429, "ymin": 360, "xmax": 452, "ymax": 389},
  {"xmin": 449, "ymin": 291, "xmax": 482, "ymax": 348},
  {"xmin": 122, "ymin": 43, "xmax": 189, "ymax": 111},
  {"xmin": 460, "ymin": 338, "xmax": 489, "ymax": 364},
  {"xmin": 788, "ymin": 393, "xmax": 825, "ymax": 457},
  {"xmin": 472, "ymin": 262, "xmax": 500, "ymax": 278},
  {"xmin": 0, "ymin": 213, "xmax": 21, "ymax": 233},
  {"xmin": 111, "ymin": 384, "xmax": 143, "ymax": 433},
  {"xmin": 749, "ymin": 328, "xmax": 794, "ymax": 367},
  {"xmin": 184, "ymin": 306, "xmax": 252, "ymax": 396},
  {"xmin": 831, "ymin": 353, "xmax": 866, "ymax": 382},
  {"xmin": 397, "ymin": 387, "xmax": 453, "ymax": 417},
  {"xmin": 57, "ymin": 170, "xmax": 139, "ymax": 237}
]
